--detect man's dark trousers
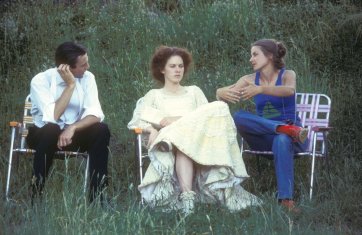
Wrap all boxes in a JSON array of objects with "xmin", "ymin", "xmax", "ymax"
[{"xmin": 27, "ymin": 122, "xmax": 110, "ymax": 202}]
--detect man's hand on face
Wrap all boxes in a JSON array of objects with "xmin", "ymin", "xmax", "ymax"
[{"xmin": 57, "ymin": 64, "xmax": 75, "ymax": 86}]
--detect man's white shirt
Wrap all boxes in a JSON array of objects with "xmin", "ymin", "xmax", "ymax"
[{"xmin": 30, "ymin": 68, "xmax": 105, "ymax": 129}]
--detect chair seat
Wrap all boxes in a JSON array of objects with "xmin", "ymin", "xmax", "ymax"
[
  {"xmin": 243, "ymin": 149, "xmax": 326, "ymax": 158},
  {"xmin": 12, "ymin": 148, "xmax": 88, "ymax": 157}
]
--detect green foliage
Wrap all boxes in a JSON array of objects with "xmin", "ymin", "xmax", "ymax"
[
  {"xmin": 1, "ymin": 0, "xmax": 361, "ymax": 233},
  {"xmin": 1, "ymin": 154, "xmax": 360, "ymax": 234}
]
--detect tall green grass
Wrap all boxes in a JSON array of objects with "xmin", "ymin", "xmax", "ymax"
[
  {"xmin": 1, "ymin": 0, "xmax": 361, "ymax": 234},
  {"xmin": 1, "ymin": 153, "xmax": 359, "ymax": 234}
]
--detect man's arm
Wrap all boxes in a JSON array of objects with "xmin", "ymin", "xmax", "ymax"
[
  {"xmin": 54, "ymin": 64, "xmax": 76, "ymax": 120},
  {"xmin": 57, "ymin": 70, "xmax": 105, "ymax": 149},
  {"xmin": 57, "ymin": 115, "xmax": 101, "ymax": 149}
]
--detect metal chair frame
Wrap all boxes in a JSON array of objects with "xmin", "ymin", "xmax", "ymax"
[
  {"xmin": 5, "ymin": 95, "xmax": 89, "ymax": 202},
  {"xmin": 132, "ymin": 127, "xmax": 151, "ymax": 205},
  {"xmin": 128, "ymin": 97, "xmax": 151, "ymax": 204},
  {"xmin": 240, "ymin": 92, "xmax": 332, "ymax": 200}
]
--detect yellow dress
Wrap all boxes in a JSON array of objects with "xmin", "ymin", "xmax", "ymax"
[{"xmin": 128, "ymin": 86, "xmax": 261, "ymax": 211}]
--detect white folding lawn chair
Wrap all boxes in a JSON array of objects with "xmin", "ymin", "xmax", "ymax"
[
  {"xmin": 240, "ymin": 92, "xmax": 332, "ymax": 200},
  {"xmin": 5, "ymin": 94, "xmax": 90, "ymax": 202},
  {"xmin": 127, "ymin": 97, "xmax": 150, "ymax": 204}
]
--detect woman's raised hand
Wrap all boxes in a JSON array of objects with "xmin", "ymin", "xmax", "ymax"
[
  {"xmin": 216, "ymin": 85, "xmax": 242, "ymax": 103},
  {"xmin": 240, "ymin": 80, "xmax": 262, "ymax": 100}
]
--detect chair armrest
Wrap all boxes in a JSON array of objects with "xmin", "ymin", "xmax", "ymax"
[
  {"xmin": 312, "ymin": 126, "xmax": 333, "ymax": 132},
  {"xmin": 130, "ymin": 127, "xmax": 150, "ymax": 148},
  {"xmin": 9, "ymin": 121, "xmax": 19, "ymax": 127},
  {"xmin": 133, "ymin": 127, "xmax": 143, "ymax": 134}
]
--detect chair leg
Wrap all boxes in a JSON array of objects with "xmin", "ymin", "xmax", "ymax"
[
  {"xmin": 136, "ymin": 133, "xmax": 144, "ymax": 205},
  {"xmin": 309, "ymin": 133, "xmax": 318, "ymax": 200},
  {"xmin": 6, "ymin": 126, "xmax": 17, "ymax": 202},
  {"xmin": 256, "ymin": 155, "xmax": 262, "ymax": 175},
  {"xmin": 83, "ymin": 155, "xmax": 89, "ymax": 194},
  {"xmin": 323, "ymin": 132, "xmax": 330, "ymax": 176}
]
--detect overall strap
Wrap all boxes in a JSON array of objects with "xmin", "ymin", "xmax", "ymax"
[
  {"xmin": 255, "ymin": 71, "xmax": 261, "ymax": 85},
  {"xmin": 276, "ymin": 67, "xmax": 286, "ymax": 86},
  {"xmin": 255, "ymin": 68, "xmax": 284, "ymax": 86}
]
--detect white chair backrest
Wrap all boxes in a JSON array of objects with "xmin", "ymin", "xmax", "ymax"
[
  {"xmin": 127, "ymin": 97, "xmax": 144, "ymax": 130},
  {"xmin": 296, "ymin": 93, "xmax": 331, "ymax": 152},
  {"xmin": 20, "ymin": 95, "xmax": 33, "ymax": 149}
]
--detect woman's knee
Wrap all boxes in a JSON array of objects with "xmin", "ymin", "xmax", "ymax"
[
  {"xmin": 233, "ymin": 111, "xmax": 243, "ymax": 122},
  {"xmin": 275, "ymin": 134, "xmax": 294, "ymax": 145},
  {"xmin": 233, "ymin": 110, "xmax": 248, "ymax": 127}
]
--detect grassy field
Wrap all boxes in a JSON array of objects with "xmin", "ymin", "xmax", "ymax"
[{"xmin": 1, "ymin": 0, "xmax": 361, "ymax": 234}]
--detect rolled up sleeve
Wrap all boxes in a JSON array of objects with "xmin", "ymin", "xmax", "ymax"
[
  {"xmin": 30, "ymin": 73, "xmax": 58, "ymax": 124},
  {"xmin": 81, "ymin": 75, "xmax": 105, "ymax": 121}
]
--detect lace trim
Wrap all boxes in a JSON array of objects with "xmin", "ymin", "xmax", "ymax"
[
  {"xmin": 148, "ymin": 174, "xmax": 175, "ymax": 207},
  {"xmin": 224, "ymin": 186, "xmax": 262, "ymax": 212}
]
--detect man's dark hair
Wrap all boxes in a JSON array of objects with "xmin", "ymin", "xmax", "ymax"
[{"xmin": 55, "ymin": 42, "xmax": 87, "ymax": 68}]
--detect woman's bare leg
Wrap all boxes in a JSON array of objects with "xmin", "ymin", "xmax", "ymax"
[
  {"xmin": 175, "ymin": 150, "xmax": 196, "ymax": 215},
  {"xmin": 175, "ymin": 150, "xmax": 194, "ymax": 192}
]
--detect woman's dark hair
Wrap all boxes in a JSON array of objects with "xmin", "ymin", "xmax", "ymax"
[
  {"xmin": 252, "ymin": 39, "xmax": 287, "ymax": 69},
  {"xmin": 55, "ymin": 42, "xmax": 87, "ymax": 68},
  {"xmin": 150, "ymin": 46, "xmax": 192, "ymax": 84}
]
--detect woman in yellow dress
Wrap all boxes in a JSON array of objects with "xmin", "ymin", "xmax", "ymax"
[{"xmin": 128, "ymin": 46, "xmax": 260, "ymax": 215}]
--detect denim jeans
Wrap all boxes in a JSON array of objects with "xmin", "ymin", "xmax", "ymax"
[{"xmin": 233, "ymin": 109, "xmax": 308, "ymax": 199}]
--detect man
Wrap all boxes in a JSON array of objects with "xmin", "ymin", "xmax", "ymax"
[{"xmin": 27, "ymin": 41, "xmax": 110, "ymax": 203}]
